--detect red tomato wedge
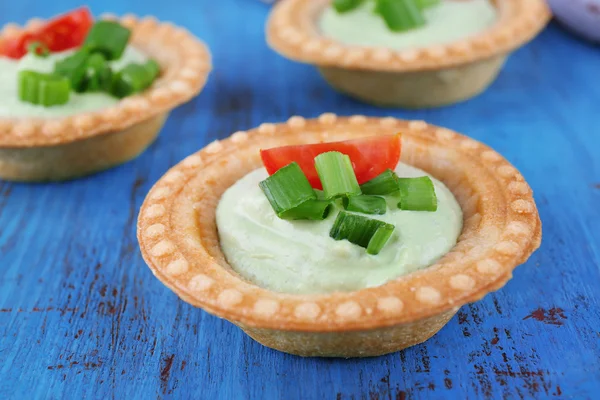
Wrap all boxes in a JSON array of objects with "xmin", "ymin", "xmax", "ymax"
[
  {"xmin": 260, "ymin": 134, "xmax": 402, "ymax": 190},
  {"xmin": 0, "ymin": 7, "xmax": 93, "ymax": 59},
  {"xmin": 0, "ymin": 32, "xmax": 36, "ymax": 59}
]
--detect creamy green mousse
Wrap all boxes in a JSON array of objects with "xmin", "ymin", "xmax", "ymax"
[
  {"xmin": 216, "ymin": 163, "xmax": 463, "ymax": 295},
  {"xmin": 0, "ymin": 47, "xmax": 147, "ymax": 118},
  {"xmin": 320, "ymin": 0, "xmax": 498, "ymax": 50}
]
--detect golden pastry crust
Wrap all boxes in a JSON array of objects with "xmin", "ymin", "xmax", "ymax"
[
  {"xmin": 0, "ymin": 14, "xmax": 211, "ymax": 147},
  {"xmin": 0, "ymin": 114, "xmax": 167, "ymax": 181},
  {"xmin": 267, "ymin": 0, "xmax": 551, "ymax": 72},
  {"xmin": 137, "ymin": 115, "xmax": 542, "ymax": 342}
]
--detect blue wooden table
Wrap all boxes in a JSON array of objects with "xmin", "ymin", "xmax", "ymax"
[{"xmin": 1, "ymin": 1, "xmax": 599, "ymax": 398}]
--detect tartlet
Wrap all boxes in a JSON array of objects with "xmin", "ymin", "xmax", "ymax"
[
  {"xmin": 266, "ymin": 0, "xmax": 551, "ymax": 108},
  {"xmin": 0, "ymin": 14, "xmax": 211, "ymax": 182},
  {"xmin": 138, "ymin": 115, "xmax": 541, "ymax": 358}
]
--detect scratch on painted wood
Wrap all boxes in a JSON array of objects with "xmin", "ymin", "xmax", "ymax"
[
  {"xmin": 160, "ymin": 354, "xmax": 175, "ymax": 395},
  {"xmin": 46, "ymin": 351, "xmax": 104, "ymax": 372},
  {"xmin": 0, "ymin": 307, "xmax": 78, "ymax": 315},
  {"xmin": 523, "ymin": 308, "xmax": 567, "ymax": 326}
]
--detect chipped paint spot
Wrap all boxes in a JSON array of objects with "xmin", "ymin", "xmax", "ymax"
[
  {"xmin": 0, "ymin": 307, "xmax": 78, "ymax": 314},
  {"xmin": 523, "ymin": 308, "xmax": 567, "ymax": 326},
  {"xmin": 160, "ymin": 354, "xmax": 175, "ymax": 395}
]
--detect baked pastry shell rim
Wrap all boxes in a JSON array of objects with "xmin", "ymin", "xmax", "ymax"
[
  {"xmin": 137, "ymin": 115, "xmax": 542, "ymax": 332},
  {"xmin": 0, "ymin": 13, "xmax": 212, "ymax": 147},
  {"xmin": 266, "ymin": 0, "xmax": 551, "ymax": 72}
]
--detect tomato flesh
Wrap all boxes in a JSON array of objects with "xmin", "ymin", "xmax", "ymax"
[
  {"xmin": 0, "ymin": 32, "xmax": 35, "ymax": 59},
  {"xmin": 0, "ymin": 7, "xmax": 93, "ymax": 59},
  {"xmin": 260, "ymin": 134, "xmax": 402, "ymax": 190}
]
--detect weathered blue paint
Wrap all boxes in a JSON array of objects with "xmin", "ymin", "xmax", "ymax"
[{"xmin": 1, "ymin": 1, "xmax": 599, "ymax": 399}]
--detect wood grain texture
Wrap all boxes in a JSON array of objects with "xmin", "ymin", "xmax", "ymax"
[{"xmin": 0, "ymin": 0, "xmax": 599, "ymax": 399}]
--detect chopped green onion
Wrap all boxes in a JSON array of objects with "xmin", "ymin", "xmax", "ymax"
[
  {"xmin": 315, "ymin": 151, "xmax": 361, "ymax": 200},
  {"xmin": 144, "ymin": 59, "xmax": 161, "ymax": 80},
  {"xmin": 366, "ymin": 223, "xmax": 395, "ymax": 255},
  {"xmin": 360, "ymin": 169, "xmax": 399, "ymax": 195},
  {"xmin": 375, "ymin": 0, "xmax": 425, "ymax": 32},
  {"xmin": 54, "ymin": 49, "xmax": 90, "ymax": 92},
  {"xmin": 333, "ymin": 0, "xmax": 364, "ymax": 13},
  {"xmin": 259, "ymin": 162, "xmax": 317, "ymax": 219},
  {"xmin": 397, "ymin": 176, "xmax": 438, "ymax": 211},
  {"xmin": 415, "ymin": 0, "xmax": 440, "ymax": 9},
  {"xmin": 111, "ymin": 60, "xmax": 160, "ymax": 98},
  {"xmin": 83, "ymin": 21, "xmax": 131, "ymax": 60},
  {"xmin": 280, "ymin": 200, "xmax": 333, "ymax": 220},
  {"xmin": 82, "ymin": 53, "xmax": 113, "ymax": 92},
  {"xmin": 18, "ymin": 70, "xmax": 70, "ymax": 106},
  {"xmin": 373, "ymin": 2, "xmax": 382, "ymax": 15},
  {"xmin": 330, "ymin": 211, "xmax": 395, "ymax": 255},
  {"xmin": 27, "ymin": 41, "xmax": 49, "ymax": 57},
  {"xmin": 343, "ymin": 195, "xmax": 387, "ymax": 215}
]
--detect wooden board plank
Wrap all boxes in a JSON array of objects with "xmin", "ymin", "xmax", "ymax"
[{"xmin": 0, "ymin": 1, "xmax": 599, "ymax": 398}]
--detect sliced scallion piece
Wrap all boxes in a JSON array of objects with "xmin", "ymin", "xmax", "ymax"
[
  {"xmin": 333, "ymin": 0, "xmax": 364, "ymax": 13},
  {"xmin": 415, "ymin": 0, "xmax": 440, "ymax": 9},
  {"xmin": 397, "ymin": 176, "xmax": 438, "ymax": 211},
  {"xmin": 315, "ymin": 151, "xmax": 361, "ymax": 200},
  {"xmin": 83, "ymin": 21, "xmax": 131, "ymax": 60},
  {"xmin": 27, "ymin": 41, "xmax": 49, "ymax": 57},
  {"xmin": 373, "ymin": 1, "xmax": 381, "ymax": 14},
  {"xmin": 330, "ymin": 211, "xmax": 395, "ymax": 255},
  {"xmin": 376, "ymin": 0, "xmax": 425, "ymax": 32},
  {"xmin": 280, "ymin": 199, "xmax": 332, "ymax": 221},
  {"xmin": 366, "ymin": 223, "xmax": 395, "ymax": 255},
  {"xmin": 18, "ymin": 70, "xmax": 70, "ymax": 106},
  {"xmin": 82, "ymin": 53, "xmax": 113, "ymax": 92},
  {"xmin": 343, "ymin": 195, "xmax": 387, "ymax": 215},
  {"xmin": 111, "ymin": 60, "xmax": 159, "ymax": 98},
  {"xmin": 360, "ymin": 169, "xmax": 399, "ymax": 195},
  {"xmin": 144, "ymin": 60, "xmax": 161, "ymax": 80},
  {"xmin": 259, "ymin": 162, "xmax": 317, "ymax": 219},
  {"xmin": 54, "ymin": 49, "xmax": 90, "ymax": 92}
]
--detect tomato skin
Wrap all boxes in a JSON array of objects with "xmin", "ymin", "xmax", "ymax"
[
  {"xmin": 260, "ymin": 134, "xmax": 402, "ymax": 190},
  {"xmin": 0, "ymin": 32, "xmax": 35, "ymax": 58},
  {"xmin": 0, "ymin": 7, "xmax": 93, "ymax": 59},
  {"xmin": 36, "ymin": 7, "xmax": 93, "ymax": 53}
]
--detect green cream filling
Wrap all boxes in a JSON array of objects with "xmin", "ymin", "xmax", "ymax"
[
  {"xmin": 320, "ymin": 0, "xmax": 498, "ymax": 50},
  {"xmin": 216, "ymin": 163, "xmax": 463, "ymax": 295},
  {"xmin": 0, "ymin": 46, "xmax": 147, "ymax": 118}
]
